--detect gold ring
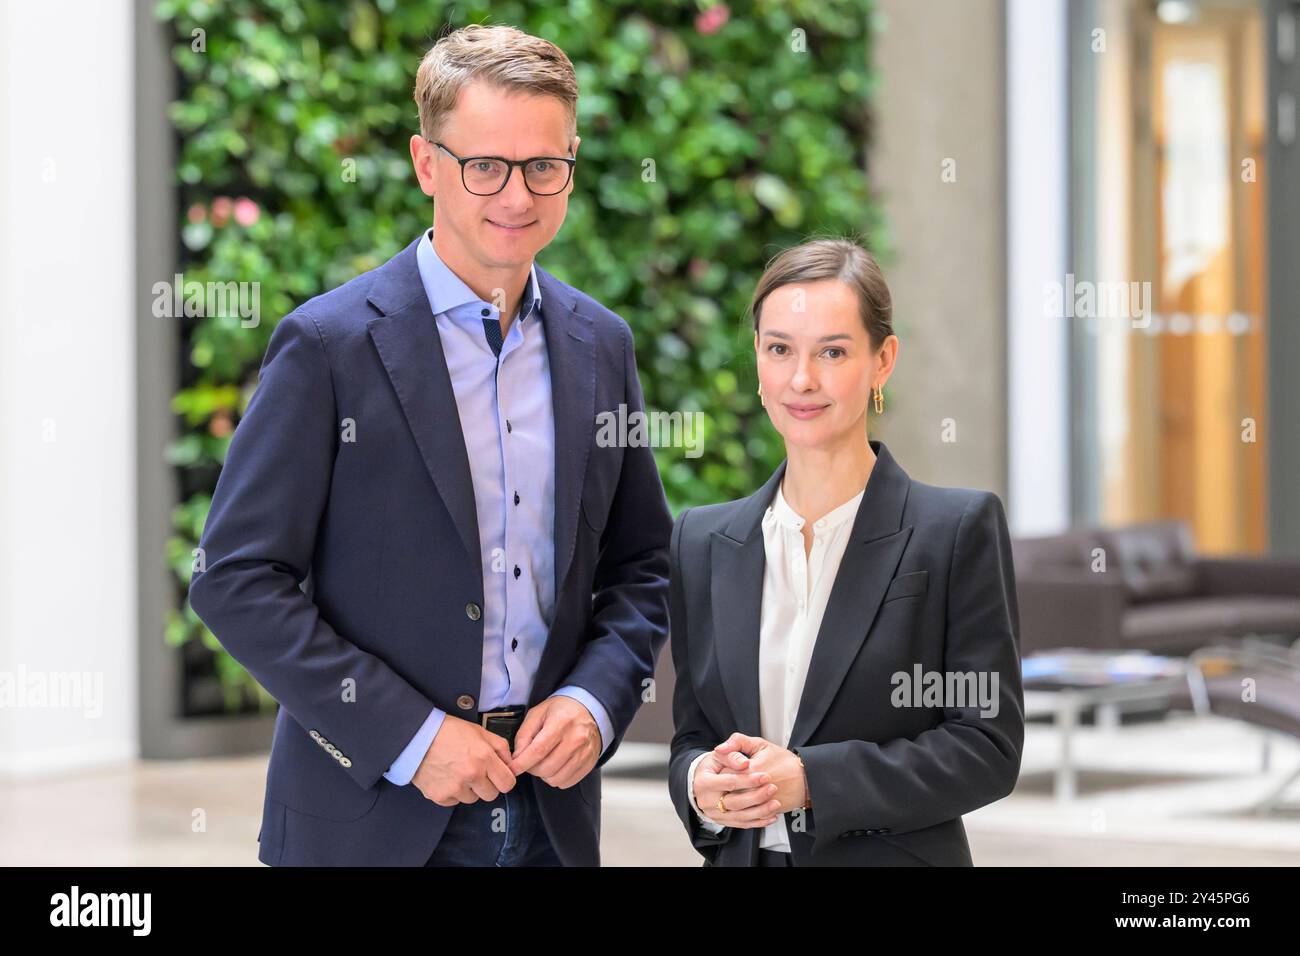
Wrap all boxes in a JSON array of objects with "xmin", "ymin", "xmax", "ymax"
[{"xmin": 716, "ymin": 794, "xmax": 728, "ymax": 813}]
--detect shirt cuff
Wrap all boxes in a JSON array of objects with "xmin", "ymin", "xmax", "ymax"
[
  {"xmin": 687, "ymin": 750, "xmax": 728, "ymax": 833},
  {"xmin": 552, "ymin": 685, "xmax": 613, "ymax": 756},
  {"xmin": 382, "ymin": 706, "xmax": 447, "ymax": 786}
]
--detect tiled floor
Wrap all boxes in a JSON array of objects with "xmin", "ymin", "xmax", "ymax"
[{"xmin": 2, "ymin": 712, "xmax": 1298, "ymax": 866}]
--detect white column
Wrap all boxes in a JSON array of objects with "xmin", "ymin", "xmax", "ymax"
[
  {"xmin": 0, "ymin": 0, "xmax": 138, "ymax": 775},
  {"xmin": 1007, "ymin": 0, "xmax": 1072, "ymax": 535}
]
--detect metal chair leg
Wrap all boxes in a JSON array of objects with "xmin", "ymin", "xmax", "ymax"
[{"xmin": 1254, "ymin": 763, "xmax": 1300, "ymax": 816}]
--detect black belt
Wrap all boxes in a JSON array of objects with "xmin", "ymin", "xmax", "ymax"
[{"xmin": 476, "ymin": 704, "xmax": 527, "ymax": 750}]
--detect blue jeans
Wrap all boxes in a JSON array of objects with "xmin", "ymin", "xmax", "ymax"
[{"xmin": 424, "ymin": 773, "xmax": 562, "ymax": 866}]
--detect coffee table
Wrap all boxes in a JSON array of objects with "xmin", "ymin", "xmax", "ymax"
[{"xmin": 1021, "ymin": 651, "xmax": 1191, "ymax": 801}]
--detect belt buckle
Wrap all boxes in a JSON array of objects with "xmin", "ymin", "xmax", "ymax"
[
  {"xmin": 480, "ymin": 709, "xmax": 523, "ymax": 749},
  {"xmin": 479, "ymin": 709, "xmax": 519, "ymax": 727}
]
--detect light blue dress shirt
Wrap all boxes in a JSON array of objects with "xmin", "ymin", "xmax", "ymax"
[{"xmin": 383, "ymin": 228, "xmax": 613, "ymax": 786}]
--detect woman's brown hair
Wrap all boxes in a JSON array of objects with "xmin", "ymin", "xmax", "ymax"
[{"xmin": 749, "ymin": 238, "xmax": 894, "ymax": 349}]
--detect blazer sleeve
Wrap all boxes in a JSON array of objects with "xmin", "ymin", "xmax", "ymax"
[
  {"xmin": 187, "ymin": 311, "xmax": 437, "ymax": 792},
  {"xmin": 794, "ymin": 490, "xmax": 1024, "ymax": 849},
  {"xmin": 558, "ymin": 319, "xmax": 673, "ymax": 770},
  {"xmin": 667, "ymin": 506, "xmax": 736, "ymax": 859}
]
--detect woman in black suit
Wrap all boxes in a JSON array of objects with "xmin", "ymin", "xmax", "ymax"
[{"xmin": 667, "ymin": 239, "xmax": 1024, "ymax": 866}]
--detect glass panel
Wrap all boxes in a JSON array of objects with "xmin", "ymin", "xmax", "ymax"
[{"xmin": 1074, "ymin": 0, "xmax": 1269, "ymax": 555}]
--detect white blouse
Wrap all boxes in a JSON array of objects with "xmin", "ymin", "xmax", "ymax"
[{"xmin": 687, "ymin": 479, "xmax": 866, "ymax": 852}]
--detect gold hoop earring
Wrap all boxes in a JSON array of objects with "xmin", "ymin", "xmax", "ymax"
[{"xmin": 872, "ymin": 384, "xmax": 884, "ymax": 415}]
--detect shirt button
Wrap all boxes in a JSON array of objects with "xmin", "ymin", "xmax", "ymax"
[
  {"xmin": 511, "ymin": 638, "xmax": 518, "ymax": 651},
  {"xmin": 465, "ymin": 602, "xmax": 481, "ymax": 621},
  {"xmin": 456, "ymin": 694, "xmax": 476, "ymax": 710},
  {"xmin": 480, "ymin": 308, "xmax": 490, "ymax": 317},
  {"xmin": 513, "ymin": 565, "xmax": 521, "ymax": 579},
  {"xmin": 514, "ymin": 492, "xmax": 520, "ymax": 506},
  {"xmin": 506, "ymin": 420, "xmax": 512, "ymax": 433}
]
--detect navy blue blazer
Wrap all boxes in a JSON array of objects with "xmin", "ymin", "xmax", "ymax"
[{"xmin": 189, "ymin": 236, "xmax": 672, "ymax": 866}]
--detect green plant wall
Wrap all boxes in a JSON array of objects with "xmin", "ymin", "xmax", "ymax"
[{"xmin": 155, "ymin": 0, "xmax": 885, "ymax": 713}]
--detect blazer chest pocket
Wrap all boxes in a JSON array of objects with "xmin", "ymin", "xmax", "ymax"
[{"xmin": 882, "ymin": 569, "xmax": 928, "ymax": 604}]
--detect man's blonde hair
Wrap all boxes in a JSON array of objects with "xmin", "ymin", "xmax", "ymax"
[{"xmin": 413, "ymin": 25, "xmax": 579, "ymax": 142}]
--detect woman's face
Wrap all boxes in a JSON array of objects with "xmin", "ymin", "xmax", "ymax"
[{"xmin": 754, "ymin": 278, "xmax": 894, "ymax": 452}]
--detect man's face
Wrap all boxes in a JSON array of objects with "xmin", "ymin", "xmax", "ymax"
[{"xmin": 411, "ymin": 80, "xmax": 578, "ymax": 271}]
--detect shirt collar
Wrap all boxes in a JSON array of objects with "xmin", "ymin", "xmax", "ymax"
[
  {"xmin": 415, "ymin": 227, "xmax": 542, "ymax": 323},
  {"xmin": 765, "ymin": 481, "xmax": 866, "ymax": 535}
]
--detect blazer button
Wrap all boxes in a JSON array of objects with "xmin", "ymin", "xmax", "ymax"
[
  {"xmin": 465, "ymin": 602, "xmax": 481, "ymax": 621},
  {"xmin": 457, "ymin": 694, "xmax": 476, "ymax": 711}
]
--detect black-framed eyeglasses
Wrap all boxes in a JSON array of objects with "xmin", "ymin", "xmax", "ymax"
[{"xmin": 430, "ymin": 140, "xmax": 576, "ymax": 196}]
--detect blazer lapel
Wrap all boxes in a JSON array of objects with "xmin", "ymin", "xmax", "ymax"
[
  {"xmin": 535, "ymin": 267, "xmax": 595, "ymax": 600},
  {"xmin": 710, "ymin": 461, "xmax": 787, "ymax": 736},
  {"xmin": 364, "ymin": 238, "xmax": 480, "ymax": 565},
  {"xmin": 363, "ymin": 247, "xmax": 597, "ymax": 601},
  {"xmin": 788, "ymin": 440, "xmax": 913, "ymax": 748}
]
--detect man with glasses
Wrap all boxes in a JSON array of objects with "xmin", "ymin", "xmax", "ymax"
[{"xmin": 188, "ymin": 24, "xmax": 672, "ymax": 867}]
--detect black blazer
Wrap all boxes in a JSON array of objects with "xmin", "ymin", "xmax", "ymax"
[{"xmin": 667, "ymin": 439, "xmax": 1024, "ymax": 866}]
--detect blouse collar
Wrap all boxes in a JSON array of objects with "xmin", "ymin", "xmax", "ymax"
[{"xmin": 764, "ymin": 480, "xmax": 866, "ymax": 535}]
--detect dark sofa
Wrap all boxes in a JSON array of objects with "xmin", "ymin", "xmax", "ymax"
[{"xmin": 1012, "ymin": 520, "xmax": 1300, "ymax": 656}]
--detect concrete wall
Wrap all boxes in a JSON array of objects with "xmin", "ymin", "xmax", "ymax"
[{"xmin": 868, "ymin": 0, "xmax": 1011, "ymax": 502}]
